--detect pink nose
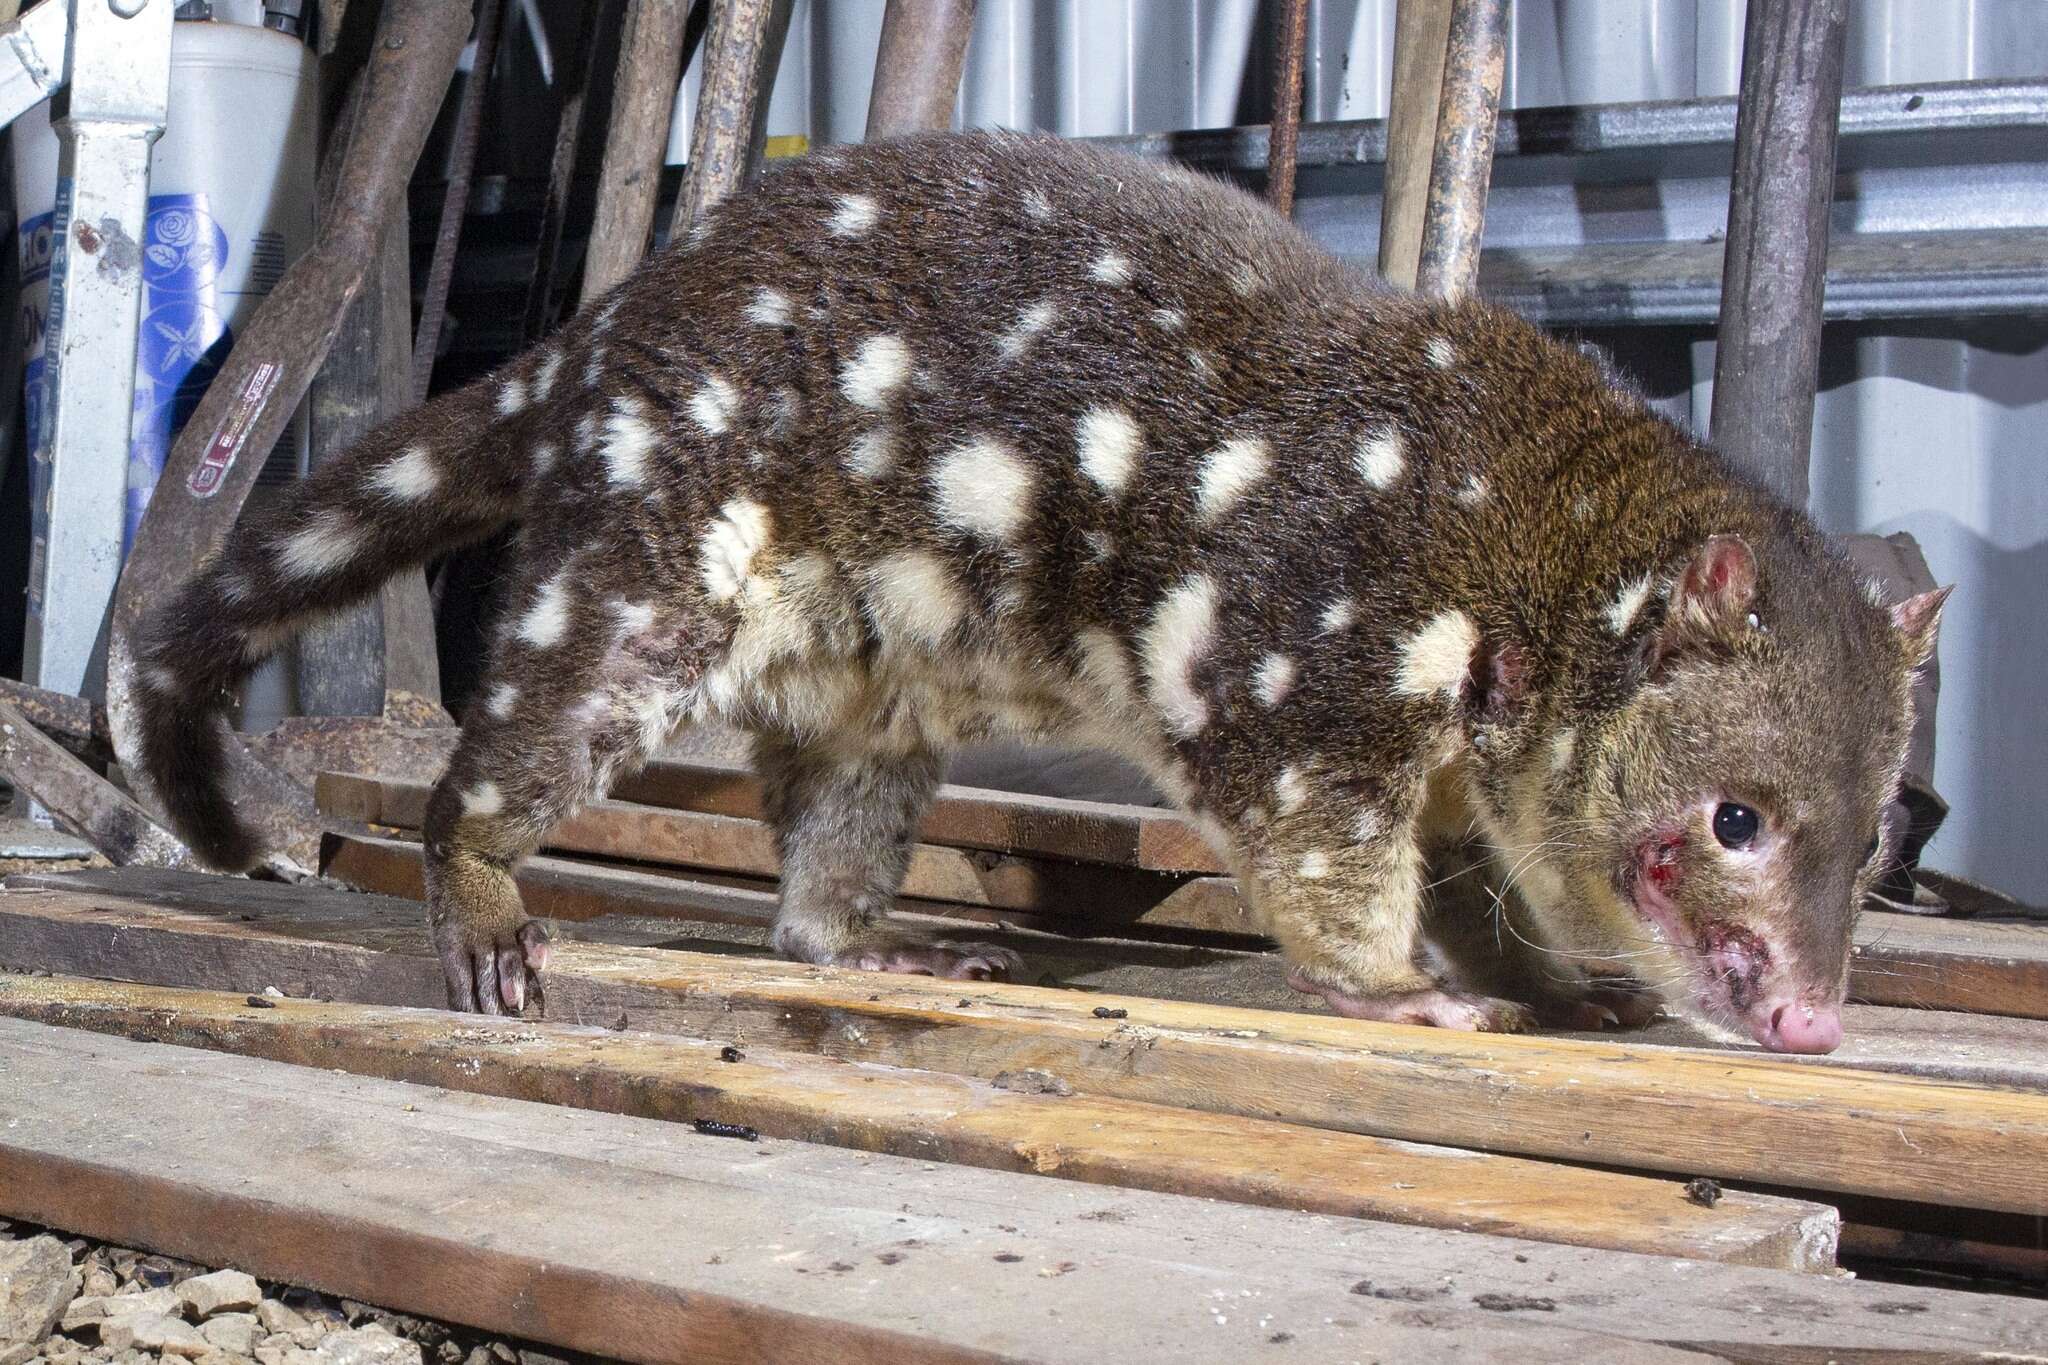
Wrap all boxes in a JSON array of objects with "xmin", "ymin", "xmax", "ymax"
[{"xmin": 1757, "ymin": 1001, "xmax": 1843, "ymax": 1054}]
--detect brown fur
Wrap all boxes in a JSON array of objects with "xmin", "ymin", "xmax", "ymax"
[{"xmin": 124, "ymin": 131, "xmax": 1939, "ymax": 1046}]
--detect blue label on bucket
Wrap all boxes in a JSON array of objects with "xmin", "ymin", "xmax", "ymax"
[{"xmin": 129, "ymin": 194, "xmax": 234, "ymax": 551}]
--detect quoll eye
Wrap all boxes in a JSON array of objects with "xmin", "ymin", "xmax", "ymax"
[{"xmin": 1712, "ymin": 802, "xmax": 1761, "ymax": 849}]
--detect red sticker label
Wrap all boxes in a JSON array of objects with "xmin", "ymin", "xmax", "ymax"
[{"xmin": 187, "ymin": 361, "xmax": 283, "ymax": 499}]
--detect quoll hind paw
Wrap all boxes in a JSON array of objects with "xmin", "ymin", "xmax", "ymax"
[
  {"xmin": 437, "ymin": 918, "xmax": 552, "ymax": 1016},
  {"xmin": 835, "ymin": 940, "xmax": 1025, "ymax": 982},
  {"xmin": 1287, "ymin": 968, "xmax": 1536, "ymax": 1033}
]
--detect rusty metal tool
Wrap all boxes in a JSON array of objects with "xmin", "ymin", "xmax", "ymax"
[
  {"xmin": 1709, "ymin": 0, "xmax": 1850, "ymax": 509},
  {"xmin": 1414, "ymin": 0, "xmax": 1506, "ymax": 301},
  {"xmin": 1265, "ymin": 0, "xmax": 1309, "ymax": 217},
  {"xmin": 864, "ymin": 0, "xmax": 976, "ymax": 140},
  {"xmin": 667, "ymin": 0, "xmax": 791, "ymax": 235}
]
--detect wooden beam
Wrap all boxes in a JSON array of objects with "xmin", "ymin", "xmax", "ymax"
[
  {"xmin": 0, "ymin": 975, "xmax": 1838, "ymax": 1270},
  {"xmin": 316, "ymin": 773, "xmax": 1210, "ymax": 919},
  {"xmin": 319, "ymin": 831, "xmax": 1263, "ymax": 942},
  {"xmin": 9, "ymin": 1020, "xmax": 2042, "ymax": 1360},
  {"xmin": 1378, "ymin": 0, "xmax": 1451, "ymax": 288},
  {"xmin": 578, "ymin": 0, "xmax": 694, "ymax": 306},
  {"xmin": 1851, "ymin": 909, "xmax": 2048, "ymax": 1021},
  {"xmin": 6, "ymin": 873, "xmax": 2046, "ymax": 1214},
  {"xmin": 611, "ymin": 761, "xmax": 1228, "ymax": 875}
]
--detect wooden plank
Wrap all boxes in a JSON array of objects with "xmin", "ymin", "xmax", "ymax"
[
  {"xmin": 320, "ymin": 830, "xmax": 1264, "ymax": 942},
  {"xmin": 6, "ymin": 873, "xmax": 2047, "ymax": 1215},
  {"xmin": 10, "ymin": 1021, "xmax": 2043, "ymax": 1362},
  {"xmin": 317, "ymin": 772, "xmax": 1214, "ymax": 919},
  {"xmin": 0, "ymin": 975, "xmax": 1838, "ymax": 1271},
  {"xmin": 1853, "ymin": 909, "xmax": 2048, "ymax": 1020},
  {"xmin": 576, "ymin": 761, "xmax": 1226, "ymax": 875}
]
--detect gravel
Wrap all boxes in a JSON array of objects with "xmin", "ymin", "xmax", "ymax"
[{"xmin": 0, "ymin": 1222, "xmax": 603, "ymax": 1365}]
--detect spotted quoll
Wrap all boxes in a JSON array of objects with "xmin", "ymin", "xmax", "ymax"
[{"xmin": 128, "ymin": 131, "xmax": 1945, "ymax": 1052}]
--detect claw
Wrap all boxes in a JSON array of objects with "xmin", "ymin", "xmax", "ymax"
[
  {"xmin": 1287, "ymin": 968, "xmax": 1535, "ymax": 1032},
  {"xmin": 832, "ymin": 939, "xmax": 1024, "ymax": 981}
]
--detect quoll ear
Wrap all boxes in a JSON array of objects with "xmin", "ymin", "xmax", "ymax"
[
  {"xmin": 1890, "ymin": 585, "xmax": 1952, "ymax": 669},
  {"xmin": 1646, "ymin": 534, "xmax": 1757, "ymax": 674}
]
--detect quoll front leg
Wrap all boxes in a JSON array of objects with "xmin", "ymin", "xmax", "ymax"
[
  {"xmin": 1419, "ymin": 837, "xmax": 1661, "ymax": 1032},
  {"xmin": 1245, "ymin": 801, "xmax": 1536, "ymax": 1033},
  {"xmin": 754, "ymin": 732, "xmax": 1024, "ymax": 981}
]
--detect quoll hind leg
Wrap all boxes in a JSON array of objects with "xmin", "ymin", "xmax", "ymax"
[{"xmin": 754, "ymin": 732, "xmax": 1023, "ymax": 981}]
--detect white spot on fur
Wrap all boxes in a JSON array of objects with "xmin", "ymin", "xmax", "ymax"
[
  {"xmin": 1606, "ymin": 574, "xmax": 1654, "ymax": 635},
  {"xmin": 1428, "ymin": 337, "xmax": 1457, "ymax": 369},
  {"xmin": 1297, "ymin": 851, "xmax": 1332, "ymax": 880},
  {"xmin": 1354, "ymin": 427, "xmax": 1405, "ymax": 490},
  {"xmin": 1353, "ymin": 807, "xmax": 1387, "ymax": 843},
  {"xmin": 463, "ymin": 782, "xmax": 505, "ymax": 817},
  {"xmin": 1076, "ymin": 407, "xmax": 1142, "ymax": 496},
  {"xmin": 1150, "ymin": 308, "xmax": 1186, "ymax": 332},
  {"xmin": 371, "ymin": 444, "xmax": 439, "ymax": 501},
  {"xmin": 765, "ymin": 386, "xmax": 801, "ymax": 438},
  {"xmin": 828, "ymin": 194, "xmax": 880, "ymax": 237},
  {"xmin": 690, "ymin": 374, "xmax": 740, "ymax": 436},
  {"xmin": 1254, "ymin": 652, "xmax": 1297, "ymax": 707},
  {"xmin": 1021, "ymin": 188, "xmax": 1053, "ymax": 222},
  {"xmin": 1274, "ymin": 766, "xmax": 1309, "ymax": 814},
  {"xmin": 612, "ymin": 599, "xmax": 655, "ymax": 635},
  {"xmin": 485, "ymin": 683, "xmax": 519, "ymax": 719},
  {"xmin": 1457, "ymin": 474, "xmax": 1489, "ymax": 505},
  {"xmin": 605, "ymin": 397, "xmax": 660, "ymax": 485},
  {"xmin": 996, "ymin": 301, "xmax": 1057, "ymax": 362},
  {"xmin": 1394, "ymin": 609, "xmax": 1478, "ymax": 702},
  {"xmin": 1091, "ymin": 251, "xmax": 1133, "ymax": 286},
  {"xmin": 1141, "ymin": 574, "xmax": 1220, "ymax": 737},
  {"xmin": 584, "ymin": 346, "xmax": 607, "ymax": 388},
  {"xmin": 276, "ymin": 518, "xmax": 363, "ymax": 580},
  {"xmin": 840, "ymin": 334, "xmax": 910, "ymax": 410},
  {"xmin": 863, "ymin": 551, "xmax": 966, "ymax": 649},
  {"xmin": 1228, "ymin": 261, "xmax": 1261, "ymax": 297},
  {"xmin": 1187, "ymin": 349, "xmax": 1216, "ymax": 380},
  {"xmin": 846, "ymin": 426, "xmax": 896, "ymax": 479},
  {"xmin": 518, "ymin": 571, "xmax": 573, "ymax": 648},
  {"xmin": 931, "ymin": 437, "xmax": 1033, "ymax": 541},
  {"xmin": 1319, "ymin": 597, "xmax": 1357, "ymax": 634},
  {"xmin": 534, "ymin": 350, "xmax": 564, "ymax": 401},
  {"xmin": 701, "ymin": 499, "xmax": 772, "ymax": 603},
  {"xmin": 1195, "ymin": 437, "xmax": 1269, "ymax": 523},
  {"xmin": 1083, "ymin": 530, "xmax": 1115, "ymax": 560},
  {"xmin": 575, "ymin": 411, "xmax": 601, "ymax": 453},
  {"xmin": 1548, "ymin": 726, "xmax": 1578, "ymax": 773},
  {"xmin": 142, "ymin": 665, "xmax": 179, "ymax": 696},
  {"xmin": 496, "ymin": 376, "xmax": 529, "ymax": 416},
  {"xmin": 531, "ymin": 442, "xmax": 559, "ymax": 475},
  {"xmin": 746, "ymin": 287, "xmax": 793, "ymax": 327},
  {"xmin": 214, "ymin": 571, "xmax": 255, "ymax": 605}
]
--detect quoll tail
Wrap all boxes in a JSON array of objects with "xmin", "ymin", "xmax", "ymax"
[{"xmin": 126, "ymin": 374, "xmax": 530, "ymax": 870}]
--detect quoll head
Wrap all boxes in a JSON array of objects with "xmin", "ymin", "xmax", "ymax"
[{"xmin": 1538, "ymin": 533, "xmax": 1948, "ymax": 1054}]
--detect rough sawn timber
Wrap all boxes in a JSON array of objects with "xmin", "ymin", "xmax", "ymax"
[
  {"xmin": 4, "ymin": 872, "xmax": 2046, "ymax": 1215},
  {"xmin": 8, "ymin": 1020, "xmax": 2043, "ymax": 1361},
  {"xmin": 0, "ymin": 973, "xmax": 1838, "ymax": 1271}
]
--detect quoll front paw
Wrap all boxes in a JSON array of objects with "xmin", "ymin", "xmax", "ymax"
[
  {"xmin": 833, "ymin": 938, "xmax": 1024, "ymax": 982},
  {"xmin": 435, "ymin": 915, "xmax": 551, "ymax": 1015},
  {"xmin": 1287, "ymin": 967, "xmax": 1536, "ymax": 1032}
]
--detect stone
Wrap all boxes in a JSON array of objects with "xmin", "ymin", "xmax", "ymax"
[
  {"xmin": 254, "ymin": 1303, "xmax": 309, "ymax": 1338},
  {"xmin": 59, "ymin": 1288, "xmax": 177, "ymax": 1333},
  {"xmin": 99, "ymin": 1312, "xmax": 209, "ymax": 1358},
  {"xmin": 300, "ymin": 1329, "xmax": 422, "ymax": 1365},
  {"xmin": 0, "ymin": 1342, "xmax": 39, "ymax": 1365},
  {"xmin": 178, "ymin": 1272, "xmax": 262, "ymax": 1320},
  {"xmin": 0, "ymin": 1236, "xmax": 76, "ymax": 1346},
  {"xmin": 77, "ymin": 1272, "xmax": 115, "ymax": 1302},
  {"xmin": 254, "ymin": 1348, "xmax": 287, "ymax": 1365},
  {"xmin": 200, "ymin": 1315, "xmax": 263, "ymax": 1355}
]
